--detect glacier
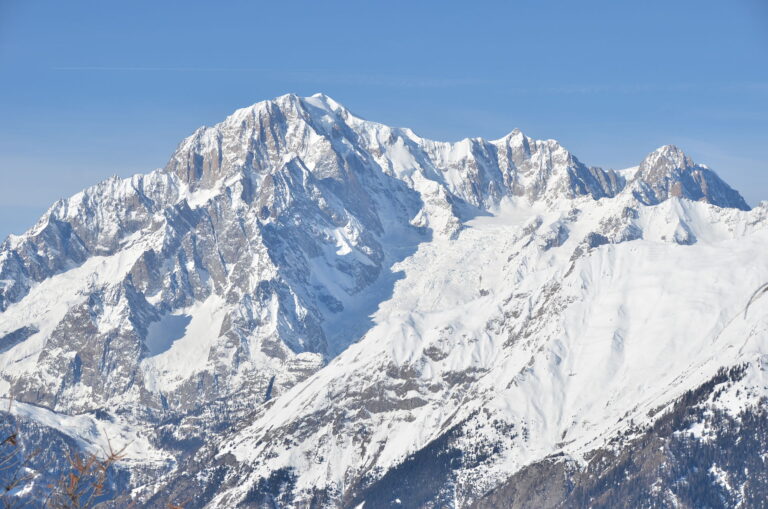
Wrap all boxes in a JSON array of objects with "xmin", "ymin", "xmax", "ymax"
[{"xmin": 1, "ymin": 93, "xmax": 767, "ymax": 508}]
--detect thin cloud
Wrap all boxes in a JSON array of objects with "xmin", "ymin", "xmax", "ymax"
[
  {"xmin": 50, "ymin": 67, "xmax": 768, "ymax": 95},
  {"xmin": 52, "ymin": 66, "xmax": 269, "ymax": 72},
  {"xmin": 542, "ymin": 82, "xmax": 768, "ymax": 95},
  {"xmin": 51, "ymin": 66, "xmax": 493, "ymax": 88}
]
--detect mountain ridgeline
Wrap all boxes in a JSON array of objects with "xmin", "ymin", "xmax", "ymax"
[{"xmin": 1, "ymin": 94, "xmax": 766, "ymax": 508}]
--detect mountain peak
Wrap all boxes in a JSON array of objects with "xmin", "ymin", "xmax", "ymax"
[
  {"xmin": 632, "ymin": 144, "xmax": 749, "ymax": 210},
  {"xmin": 307, "ymin": 92, "xmax": 343, "ymax": 108},
  {"xmin": 2, "ymin": 93, "xmax": 766, "ymax": 507},
  {"xmin": 640, "ymin": 144, "xmax": 695, "ymax": 173},
  {"xmin": 501, "ymin": 127, "xmax": 525, "ymax": 138},
  {"xmin": 162, "ymin": 94, "xmax": 751, "ymax": 212}
]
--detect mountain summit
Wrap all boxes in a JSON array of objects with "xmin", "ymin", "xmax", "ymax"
[
  {"xmin": 632, "ymin": 144, "xmax": 750, "ymax": 210},
  {"xmin": 1, "ymin": 94, "xmax": 766, "ymax": 508}
]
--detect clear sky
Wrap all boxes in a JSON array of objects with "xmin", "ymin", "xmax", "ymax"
[{"xmin": 1, "ymin": 0, "xmax": 767, "ymax": 240}]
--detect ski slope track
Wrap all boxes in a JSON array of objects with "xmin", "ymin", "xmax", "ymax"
[{"xmin": 1, "ymin": 93, "xmax": 766, "ymax": 508}]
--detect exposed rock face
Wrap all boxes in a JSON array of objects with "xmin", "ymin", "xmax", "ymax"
[
  {"xmin": 0, "ymin": 93, "xmax": 765, "ymax": 508},
  {"xmin": 631, "ymin": 144, "xmax": 750, "ymax": 210}
]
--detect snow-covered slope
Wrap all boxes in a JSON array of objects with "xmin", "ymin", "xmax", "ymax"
[
  {"xmin": 0, "ymin": 93, "xmax": 765, "ymax": 508},
  {"xmin": 206, "ymin": 196, "xmax": 768, "ymax": 507}
]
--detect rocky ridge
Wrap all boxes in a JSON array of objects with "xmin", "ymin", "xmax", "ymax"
[{"xmin": 0, "ymin": 93, "xmax": 765, "ymax": 508}]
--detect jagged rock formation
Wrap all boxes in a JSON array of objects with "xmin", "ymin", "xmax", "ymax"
[
  {"xmin": 630, "ymin": 144, "xmax": 750, "ymax": 210},
  {"xmin": 0, "ymin": 93, "xmax": 765, "ymax": 508}
]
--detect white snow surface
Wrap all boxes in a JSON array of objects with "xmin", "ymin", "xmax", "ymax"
[
  {"xmin": 0, "ymin": 93, "xmax": 766, "ymax": 506},
  {"xmin": 216, "ymin": 196, "xmax": 768, "ymax": 505},
  {"xmin": 140, "ymin": 295, "xmax": 230, "ymax": 392},
  {"xmin": 3, "ymin": 398, "xmax": 169, "ymax": 465}
]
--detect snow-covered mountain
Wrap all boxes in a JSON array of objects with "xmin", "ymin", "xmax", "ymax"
[{"xmin": 1, "ymin": 93, "xmax": 767, "ymax": 508}]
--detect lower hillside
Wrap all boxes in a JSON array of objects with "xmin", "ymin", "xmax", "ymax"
[{"xmin": 472, "ymin": 364, "xmax": 768, "ymax": 509}]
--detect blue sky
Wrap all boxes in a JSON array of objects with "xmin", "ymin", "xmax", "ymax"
[{"xmin": 1, "ymin": 0, "xmax": 767, "ymax": 240}]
